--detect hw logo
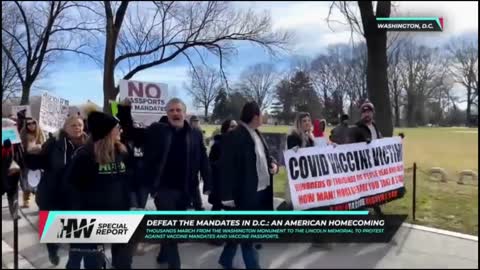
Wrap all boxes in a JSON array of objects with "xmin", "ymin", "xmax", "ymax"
[{"xmin": 57, "ymin": 219, "xmax": 96, "ymax": 239}]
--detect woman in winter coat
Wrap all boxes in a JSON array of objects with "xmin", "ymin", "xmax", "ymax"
[
  {"xmin": 19, "ymin": 117, "xmax": 46, "ymax": 208},
  {"xmin": 24, "ymin": 115, "xmax": 87, "ymax": 266},
  {"xmin": 284, "ymin": 112, "xmax": 315, "ymax": 208},
  {"xmin": 64, "ymin": 111, "xmax": 134, "ymax": 269},
  {"xmin": 208, "ymin": 119, "xmax": 238, "ymax": 211},
  {"xmin": 287, "ymin": 112, "xmax": 315, "ymax": 150}
]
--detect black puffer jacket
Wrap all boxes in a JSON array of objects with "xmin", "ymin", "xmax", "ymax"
[
  {"xmin": 64, "ymin": 142, "xmax": 133, "ymax": 211},
  {"xmin": 24, "ymin": 131, "xmax": 87, "ymax": 210}
]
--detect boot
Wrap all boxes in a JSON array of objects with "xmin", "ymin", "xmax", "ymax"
[{"xmin": 21, "ymin": 191, "xmax": 31, "ymax": 208}]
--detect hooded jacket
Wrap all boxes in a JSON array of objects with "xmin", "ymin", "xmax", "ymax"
[{"xmin": 24, "ymin": 130, "xmax": 87, "ymax": 210}]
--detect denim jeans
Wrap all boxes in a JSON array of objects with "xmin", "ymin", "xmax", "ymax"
[
  {"xmin": 219, "ymin": 242, "xmax": 260, "ymax": 269},
  {"xmin": 66, "ymin": 244, "xmax": 103, "ymax": 269}
]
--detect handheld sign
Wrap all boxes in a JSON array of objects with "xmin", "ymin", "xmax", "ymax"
[
  {"xmin": 119, "ymin": 79, "xmax": 168, "ymax": 126},
  {"xmin": 38, "ymin": 91, "xmax": 70, "ymax": 133},
  {"xmin": 2, "ymin": 127, "xmax": 21, "ymax": 144},
  {"xmin": 27, "ymin": 170, "xmax": 42, "ymax": 188}
]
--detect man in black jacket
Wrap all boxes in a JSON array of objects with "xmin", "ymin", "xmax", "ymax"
[
  {"xmin": 143, "ymin": 98, "xmax": 211, "ymax": 269},
  {"xmin": 349, "ymin": 100, "xmax": 383, "ymax": 216},
  {"xmin": 350, "ymin": 101, "xmax": 381, "ymax": 143},
  {"xmin": 219, "ymin": 101, "xmax": 279, "ymax": 269}
]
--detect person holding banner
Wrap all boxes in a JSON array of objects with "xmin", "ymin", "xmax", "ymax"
[
  {"xmin": 349, "ymin": 100, "xmax": 384, "ymax": 216},
  {"xmin": 284, "ymin": 112, "xmax": 315, "ymax": 209},
  {"xmin": 287, "ymin": 112, "xmax": 315, "ymax": 150},
  {"xmin": 24, "ymin": 115, "xmax": 87, "ymax": 266},
  {"xmin": 19, "ymin": 118, "xmax": 46, "ymax": 208},
  {"xmin": 219, "ymin": 101, "xmax": 279, "ymax": 269},
  {"xmin": 63, "ymin": 111, "xmax": 134, "ymax": 269}
]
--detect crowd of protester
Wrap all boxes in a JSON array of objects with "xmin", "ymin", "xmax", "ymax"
[{"xmin": 2, "ymin": 98, "xmax": 400, "ymax": 269}]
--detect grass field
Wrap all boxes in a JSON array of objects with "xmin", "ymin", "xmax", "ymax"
[{"xmin": 202, "ymin": 125, "xmax": 479, "ymax": 236}]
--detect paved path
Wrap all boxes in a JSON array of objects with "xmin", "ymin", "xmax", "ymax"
[{"xmin": 2, "ymin": 193, "xmax": 478, "ymax": 269}]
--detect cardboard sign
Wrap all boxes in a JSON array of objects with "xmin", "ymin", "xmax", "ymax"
[
  {"xmin": 119, "ymin": 80, "xmax": 168, "ymax": 126},
  {"xmin": 38, "ymin": 92, "xmax": 70, "ymax": 133}
]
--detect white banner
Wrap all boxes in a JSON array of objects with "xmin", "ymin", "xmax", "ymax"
[
  {"xmin": 11, "ymin": 105, "xmax": 32, "ymax": 118},
  {"xmin": 119, "ymin": 79, "xmax": 169, "ymax": 126},
  {"xmin": 38, "ymin": 92, "xmax": 70, "ymax": 133},
  {"xmin": 284, "ymin": 137, "xmax": 405, "ymax": 210},
  {"xmin": 314, "ymin": 137, "xmax": 328, "ymax": 148}
]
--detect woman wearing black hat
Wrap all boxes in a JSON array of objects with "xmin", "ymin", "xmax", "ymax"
[{"xmin": 64, "ymin": 111, "xmax": 134, "ymax": 269}]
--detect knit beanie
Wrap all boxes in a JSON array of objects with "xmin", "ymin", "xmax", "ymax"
[
  {"xmin": 360, "ymin": 100, "xmax": 375, "ymax": 112},
  {"xmin": 87, "ymin": 111, "xmax": 119, "ymax": 142}
]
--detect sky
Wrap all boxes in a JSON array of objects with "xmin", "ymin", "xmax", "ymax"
[{"xmin": 38, "ymin": 1, "xmax": 478, "ymax": 113}]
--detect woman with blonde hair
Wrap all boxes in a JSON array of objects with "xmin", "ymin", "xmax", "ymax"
[
  {"xmin": 19, "ymin": 117, "xmax": 45, "ymax": 208},
  {"xmin": 287, "ymin": 112, "xmax": 315, "ymax": 150},
  {"xmin": 64, "ymin": 111, "xmax": 134, "ymax": 269},
  {"xmin": 24, "ymin": 114, "xmax": 88, "ymax": 265}
]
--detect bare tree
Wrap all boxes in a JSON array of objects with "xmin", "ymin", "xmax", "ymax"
[
  {"xmin": 446, "ymin": 36, "xmax": 478, "ymax": 126},
  {"xmin": 1, "ymin": 1, "xmax": 100, "ymax": 105},
  {"xmin": 1, "ymin": 3, "xmax": 23, "ymax": 102},
  {"xmin": 387, "ymin": 35, "xmax": 410, "ymax": 127},
  {"xmin": 237, "ymin": 63, "xmax": 277, "ymax": 111},
  {"xmin": 185, "ymin": 65, "xmax": 223, "ymax": 120},
  {"xmin": 400, "ymin": 40, "xmax": 449, "ymax": 126},
  {"xmin": 92, "ymin": 1, "xmax": 291, "ymax": 113},
  {"xmin": 329, "ymin": 1, "xmax": 393, "ymax": 136}
]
